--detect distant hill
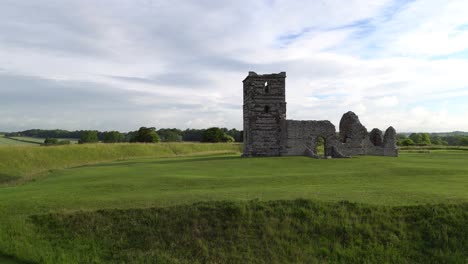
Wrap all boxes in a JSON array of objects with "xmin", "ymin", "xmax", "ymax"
[{"xmin": 399, "ymin": 131, "xmax": 468, "ymax": 136}]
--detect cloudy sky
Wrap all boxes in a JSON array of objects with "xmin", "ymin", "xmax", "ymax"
[{"xmin": 1, "ymin": 0, "xmax": 468, "ymax": 132}]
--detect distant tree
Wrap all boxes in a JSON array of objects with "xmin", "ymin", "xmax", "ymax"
[
  {"xmin": 459, "ymin": 136, "xmax": 468, "ymax": 146},
  {"xmin": 182, "ymin": 129, "xmax": 205, "ymax": 142},
  {"xmin": 409, "ymin": 133, "xmax": 420, "ymax": 144},
  {"xmin": 202, "ymin": 127, "xmax": 226, "ymax": 142},
  {"xmin": 44, "ymin": 138, "xmax": 59, "ymax": 145},
  {"xmin": 58, "ymin": 140, "xmax": 71, "ymax": 145},
  {"xmin": 43, "ymin": 138, "xmax": 71, "ymax": 146},
  {"xmin": 158, "ymin": 129, "xmax": 182, "ymax": 142},
  {"xmin": 79, "ymin": 131, "xmax": 99, "ymax": 144},
  {"xmin": 102, "ymin": 131, "xmax": 125, "ymax": 143},
  {"xmin": 226, "ymin": 128, "xmax": 242, "ymax": 142},
  {"xmin": 317, "ymin": 136, "xmax": 325, "ymax": 147},
  {"xmin": 409, "ymin": 133, "xmax": 431, "ymax": 146},
  {"xmin": 399, "ymin": 138, "xmax": 415, "ymax": 146},
  {"xmin": 419, "ymin": 133, "xmax": 431, "ymax": 145},
  {"xmin": 202, "ymin": 127, "xmax": 236, "ymax": 143},
  {"xmin": 222, "ymin": 134, "xmax": 235, "ymax": 143},
  {"xmin": 132, "ymin": 127, "xmax": 160, "ymax": 143}
]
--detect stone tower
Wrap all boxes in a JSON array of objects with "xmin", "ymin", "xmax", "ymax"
[{"xmin": 243, "ymin": 72, "xmax": 287, "ymax": 156}]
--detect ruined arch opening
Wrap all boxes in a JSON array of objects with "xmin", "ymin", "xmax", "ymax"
[
  {"xmin": 264, "ymin": 105, "xmax": 270, "ymax": 113},
  {"xmin": 316, "ymin": 136, "xmax": 326, "ymax": 157}
]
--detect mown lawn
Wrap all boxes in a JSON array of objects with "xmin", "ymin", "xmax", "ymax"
[{"xmin": 0, "ymin": 149, "xmax": 467, "ymax": 263}]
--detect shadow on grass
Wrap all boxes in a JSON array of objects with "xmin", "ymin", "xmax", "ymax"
[
  {"xmin": 0, "ymin": 255, "xmax": 35, "ymax": 264},
  {"xmin": 0, "ymin": 174, "xmax": 20, "ymax": 184}
]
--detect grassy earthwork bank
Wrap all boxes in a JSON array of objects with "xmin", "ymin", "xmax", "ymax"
[
  {"xmin": 0, "ymin": 144, "xmax": 467, "ymax": 263},
  {"xmin": 0, "ymin": 142, "xmax": 242, "ymax": 184}
]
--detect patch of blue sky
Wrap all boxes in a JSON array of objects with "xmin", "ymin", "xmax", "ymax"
[
  {"xmin": 456, "ymin": 24, "xmax": 468, "ymax": 31},
  {"xmin": 378, "ymin": 0, "xmax": 417, "ymax": 22},
  {"xmin": 431, "ymin": 49, "xmax": 468, "ymax": 60},
  {"xmin": 306, "ymin": 93, "xmax": 343, "ymax": 100},
  {"xmin": 331, "ymin": 19, "xmax": 375, "ymax": 39},
  {"xmin": 276, "ymin": 27, "xmax": 314, "ymax": 47},
  {"xmin": 307, "ymin": 94, "xmax": 331, "ymax": 100}
]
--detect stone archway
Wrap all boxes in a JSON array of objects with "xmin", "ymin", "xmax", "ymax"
[{"xmin": 315, "ymin": 136, "xmax": 326, "ymax": 158}]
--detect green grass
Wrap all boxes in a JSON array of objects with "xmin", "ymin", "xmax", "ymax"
[
  {"xmin": 0, "ymin": 143, "xmax": 242, "ymax": 184},
  {"xmin": 0, "ymin": 135, "xmax": 38, "ymax": 146},
  {"xmin": 29, "ymin": 200, "xmax": 468, "ymax": 263},
  {"xmin": 9, "ymin": 137, "xmax": 79, "ymax": 144},
  {"xmin": 7, "ymin": 137, "xmax": 43, "ymax": 145},
  {"xmin": 1, "ymin": 147, "xmax": 467, "ymax": 263}
]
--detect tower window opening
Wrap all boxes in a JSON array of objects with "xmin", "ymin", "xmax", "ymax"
[
  {"xmin": 264, "ymin": 105, "xmax": 270, "ymax": 113},
  {"xmin": 264, "ymin": 81, "xmax": 270, "ymax": 93}
]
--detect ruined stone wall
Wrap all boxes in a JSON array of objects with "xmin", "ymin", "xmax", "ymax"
[
  {"xmin": 242, "ymin": 72, "xmax": 398, "ymax": 158},
  {"xmin": 243, "ymin": 72, "xmax": 286, "ymax": 156},
  {"xmin": 282, "ymin": 120, "xmax": 336, "ymax": 156}
]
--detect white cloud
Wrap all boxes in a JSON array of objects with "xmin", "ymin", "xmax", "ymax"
[{"xmin": 0, "ymin": 0, "xmax": 467, "ymax": 132}]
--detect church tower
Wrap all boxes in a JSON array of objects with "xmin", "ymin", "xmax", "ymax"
[{"xmin": 242, "ymin": 72, "xmax": 286, "ymax": 156}]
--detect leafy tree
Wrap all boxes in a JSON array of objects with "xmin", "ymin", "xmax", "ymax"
[
  {"xmin": 419, "ymin": 133, "xmax": 431, "ymax": 145},
  {"xmin": 400, "ymin": 138, "xmax": 415, "ymax": 146},
  {"xmin": 102, "ymin": 131, "xmax": 125, "ymax": 143},
  {"xmin": 58, "ymin": 140, "xmax": 71, "ymax": 145},
  {"xmin": 222, "ymin": 134, "xmax": 235, "ymax": 143},
  {"xmin": 79, "ymin": 131, "xmax": 99, "ymax": 144},
  {"xmin": 459, "ymin": 137, "xmax": 468, "ymax": 146},
  {"xmin": 132, "ymin": 127, "xmax": 160, "ymax": 143},
  {"xmin": 202, "ymin": 127, "xmax": 236, "ymax": 143},
  {"xmin": 158, "ymin": 129, "xmax": 182, "ymax": 142},
  {"xmin": 182, "ymin": 129, "xmax": 205, "ymax": 142},
  {"xmin": 226, "ymin": 128, "xmax": 242, "ymax": 142},
  {"xmin": 409, "ymin": 133, "xmax": 431, "ymax": 146},
  {"xmin": 44, "ymin": 138, "xmax": 59, "ymax": 145},
  {"xmin": 202, "ymin": 127, "xmax": 225, "ymax": 142},
  {"xmin": 43, "ymin": 138, "xmax": 71, "ymax": 146}
]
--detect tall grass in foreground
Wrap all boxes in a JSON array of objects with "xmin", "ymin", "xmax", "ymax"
[
  {"xmin": 18, "ymin": 199, "xmax": 468, "ymax": 263},
  {"xmin": 0, "ymin": 143, "xmax": 241, "ymax": 184}
]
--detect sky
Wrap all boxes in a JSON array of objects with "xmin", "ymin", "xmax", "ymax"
[{"xmin": 1, "ymin": 0, "xmax": 468, "ymax": 132}]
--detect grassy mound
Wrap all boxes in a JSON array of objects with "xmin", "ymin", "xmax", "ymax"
[
  {"xmin": 0, "ymin": 143, "xmax": 241, "ymax": 184},
  {"xmin": 29, "ymin": 200, "xmax": 468, "ymax": 263},
  {"xmin": 1, "ymin": 151, "xmax": 467, "ymax": 263}
]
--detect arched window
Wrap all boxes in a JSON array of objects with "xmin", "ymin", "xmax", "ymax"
[
  {"xmin": 264, "ymin": 105, "xmax": 270, "ymax": 113},
  {"xmin": 264, "ymin": 81, "xmax": 270, "ymax": 93}
]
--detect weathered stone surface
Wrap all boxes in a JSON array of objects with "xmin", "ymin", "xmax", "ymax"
[
  {"xmin": 243, "ymin": 72, "xmax": 286, "ymax": 156},
  {"xmin": 283, "ymin": 120, "xmax": 336, "ymax": 157},
  {"xmin": 242, "ymin": 72, "xmax": 398, "ymax": 158},
  {"xmin": 339, "ymin": 111, "xmax": 368, "ymax": 144},
  {"xmin": 369, "ymin": 128, "xmax": 384, "ymax": 147},
  {"xmin": 383, "ymin": 126, "xmax": 398, "ymax": 157}
]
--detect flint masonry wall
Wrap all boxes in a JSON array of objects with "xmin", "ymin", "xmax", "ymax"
[
  {"xmin": 242, "ymin": 72, "xmax": 398, "ymax": 158},
  {"xmin": 243, "ymin": 72, "xmax": 286, "ymax": 156},
  {"xmin": 282, "ymin": 120, "xmax": 336, "ymax": 156}
]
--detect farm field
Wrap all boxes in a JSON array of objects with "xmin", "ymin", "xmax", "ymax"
[
  {"xmin": 8, "ymin": 136, "xmax": 79, "ymax": 145},
  {"xmin": 0, "ymin": 135, "xmax": 38, "ymax": 146},
  {"xmin": 0, "ymin": 145, "xmax": 467, "ymax": 263}
]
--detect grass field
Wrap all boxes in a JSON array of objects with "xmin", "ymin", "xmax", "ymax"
[
  {"xmin": 0, "ymin": 145, "xmax": 467, "ymax": 263},
  {"xmin": 0, "ymin": 135, "xmax": 38, "ymax": 146},
  {"xmin": 0, "ymin": 143, "xmax": 242, "ymax": 184},
  {"xmin": 9, "ymin": 136, "xmax": 79, "ymax": 144}
]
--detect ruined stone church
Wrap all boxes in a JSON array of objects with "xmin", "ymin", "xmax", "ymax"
[{"xmin": 242, "ymin": 72, "xmax": 398, "ymax": 158}]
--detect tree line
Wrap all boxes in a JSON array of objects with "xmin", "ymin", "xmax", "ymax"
[
  {"xmin": 5, "ymin": 128, "xmax": 243, "ymax": 144},
  {"xmin": 397, "ymin": 133, "xmax": 468, "ymax": 146},
  {"xmin": 6, "ymin": 129, "xmax": 468, "ymax": 146}
]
